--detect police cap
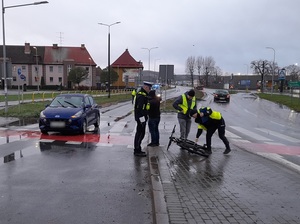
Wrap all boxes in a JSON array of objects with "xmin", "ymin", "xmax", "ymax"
[{"xmin": 143, "ymin": 81, "xmax": 153, "ymax": 88}]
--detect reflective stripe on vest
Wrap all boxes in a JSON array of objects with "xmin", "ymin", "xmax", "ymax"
[{"xmin": 134, "ymin": 91, "xmax": 150, "ymax": 110}]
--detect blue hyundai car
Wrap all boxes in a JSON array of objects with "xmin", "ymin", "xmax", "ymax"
[{"xmin": 39, "ymin": 93, "xmax": 100, "ymax": 134}]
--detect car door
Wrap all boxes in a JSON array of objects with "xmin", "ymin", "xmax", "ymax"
[
  {"xmin": 84, "ymin": 96, "xmax": 93, "ymax": 125},
  {"xmin": 88, "ymin": 96, "xmax": 99, "ymax": 124}
]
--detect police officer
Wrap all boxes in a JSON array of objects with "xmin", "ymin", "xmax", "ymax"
[
  {"xmin": 133, "ymin": 82, "xmax": 152, "ymax": 157},
  {"xmin": 172, "ymin": 89, "xmax": 197, "ymax": 140},
  {"xmin": 190, "ymin": 107, "xmax": 231, "ymax": 155}
]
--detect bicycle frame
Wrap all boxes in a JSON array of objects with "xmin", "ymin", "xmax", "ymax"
[{"xmin": 167, "ymin": 125, "xmax": 209, "ymax": 158}]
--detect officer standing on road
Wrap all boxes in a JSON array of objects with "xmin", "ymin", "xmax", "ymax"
[
  {"xmin": 172, "ymin": 89, "xmax": 197, "ymax": 140},
  {"xmin": 190, "ymin": 107, "xmax": 231, "ymax": 155},
  {"xmin": 133, "ymin": 82, "xmax": 152, "ymax": 157}
]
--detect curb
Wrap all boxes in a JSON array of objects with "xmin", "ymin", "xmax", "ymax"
[{"xmin": 148, "ymin": 146, "xmax": 169, "ymax": 224}]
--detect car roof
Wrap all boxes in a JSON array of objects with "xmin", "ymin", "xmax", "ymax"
[
  {"xmin": 216, "ymin": 89, "xmax": 229, "ymax": 93},
  {"xmin": 56, "ymin": 93, "xmax": 91, "ymax": 97}
]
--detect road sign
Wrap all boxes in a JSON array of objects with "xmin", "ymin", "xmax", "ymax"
[
  {"xmin": 20, "ymin": 74, "xmax": 26, "ymax": 80},
  {"xmin": 17, "ymin": 68, "xmax": 22, "ymax": 75},
  {"xmin": 288, "ymin": 81, "xmax": 300, "ymax": 87},
  {"xmin": 278, "ymin": 69, "xmax": 286, "ymax": 80}
]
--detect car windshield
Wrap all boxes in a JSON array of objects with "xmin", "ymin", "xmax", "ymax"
[
  {"xmin": 216, "ymin": 90, "xmax": 229, "ymax": 94},
  {"xmin": 50, "ymin": 96, "xmax": 83, "ymax": 108}
]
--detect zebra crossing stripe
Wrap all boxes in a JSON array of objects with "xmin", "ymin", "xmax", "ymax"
[
  {"xmin": 225, "ymin": 130, "xmax": 241, "ymax": 139},
  {"xmin": 230, "ymin": 126, "xmax": 272, "ymax": 141},
  {"xmin": 264, "ymin": 142, "xmax": 285, "ymax": 145},
  {"xmin": 109, "ymin": 121, "xmax": 127, "ymax": 133},
  {"xmin": 256, "ymin": 128, "xmax": 300, "ymax": 143},
  {"xmin": 67, "ymin": 141, "xmax": 82, "ymax": 145},
  {"xmin": 231, "ymin": 139, "xmax": 251, "ymax": 143},
  {"xmin": 96, "ymin": 143, "xmax": 113, "ymax": 147}
]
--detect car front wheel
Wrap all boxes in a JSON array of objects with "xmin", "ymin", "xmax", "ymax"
[
  {"xmin": 94, "ymin": 114, "xmax": 100, "ymax": 129},
  {"xmin": 80, "ymin": 120, "xmax": 87, "ymax": 134}
]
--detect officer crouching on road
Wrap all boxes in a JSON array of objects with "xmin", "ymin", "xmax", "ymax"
[
  {"xmin": 133, "ymin": 81, "xmax": 152, "ymax": 157},
  {"xmin": 190, "ymin": 107, "xmax": 231, "ymax": 155}
]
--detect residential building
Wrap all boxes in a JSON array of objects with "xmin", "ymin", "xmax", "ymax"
[
  {"xmin": 111, "ymin": 49, "xmax": 144, "ymax": 88},
  {"xmin": 0, "ymin": 43, "xmax": 96, "ymax": 90}
]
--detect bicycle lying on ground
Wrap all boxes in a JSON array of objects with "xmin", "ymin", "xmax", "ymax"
[{"xmin": 167, "ymin": 125, "xmax": 209, "ymax": 158}]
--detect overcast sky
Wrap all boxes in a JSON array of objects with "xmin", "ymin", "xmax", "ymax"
[{"xmin": 3, "ymin": 0, "xmax": 300, "ymax": 75}]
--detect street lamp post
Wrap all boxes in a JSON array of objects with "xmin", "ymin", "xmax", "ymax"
[
  {"xmin": 2, "ymin": 0, "xmax": 48, "ymax": 115},
  {"xmin": 142, "ymin": 47, "xmax": 158, "ymax": 81},
  {"xmin": 266, "ymin": 47, "xmax": 276, "ymax": 94},
  {"xmin": 154, "ymin": 58, "xmax": 160, "ymax": 83},
  {"xmin": 98, "ymin": 21, "xmax": 120, "ymax": 98},
  {"xmin": 33, "ymin": 46, "xmax": 39, "ymax": 92}
]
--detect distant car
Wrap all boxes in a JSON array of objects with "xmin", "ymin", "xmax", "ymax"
[
  {"xmin": 213, "ymin": 90, "xmax": 230, "ymax": 103},
  {"xmin": 39, "ymin": 93, "xmax": 100, "ymax": 134}
]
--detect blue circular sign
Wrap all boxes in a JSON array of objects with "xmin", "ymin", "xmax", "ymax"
[{"xmin": 20, "ymin": 74, "xmax": 26, "ymax": 80}]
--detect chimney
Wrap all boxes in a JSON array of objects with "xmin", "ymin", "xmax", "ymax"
[
  {"xmin": 24, "ymin": 43, "xmax": 31, "ymax": 54},
  {"xmin": 81, "ymin": 44, "xmax": 85, "ymax": 49}
]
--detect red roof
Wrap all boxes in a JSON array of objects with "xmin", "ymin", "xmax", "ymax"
[
  {"xmin": 44, "ymin": 44, "xmax": 96, "ymax": 65},
  {"xmin": 112, "ymin": 49, "xmax": 143, "ymax": 69}
]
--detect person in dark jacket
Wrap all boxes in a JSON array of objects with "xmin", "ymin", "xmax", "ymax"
[
  {"xmin": 190, "ymin": 107, "xmax": 231, "ymax": 155},
  {"xmin": 172, "ymin": 89, "xmax": 197, "ymax": 140},
  {"xmin": 147, "ymin": 90, "xmax": 161, "ymax": 147},
  {"xmin": 133, "ymin": 82, "xmax": 152, "ymax": 157}
]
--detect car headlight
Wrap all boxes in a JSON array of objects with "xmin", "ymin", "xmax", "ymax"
[
  {"xmin": 40, "ymin": 111, "xmax": 46, "ymax": 118},
  {"xmin": 71, "ymin": 110, "xmax": 83, "ymax": 118}
]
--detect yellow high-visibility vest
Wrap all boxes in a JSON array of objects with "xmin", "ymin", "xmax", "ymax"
[{"xmin": 178, "ymin": 94, "xmax": 196, "ymax": 114}]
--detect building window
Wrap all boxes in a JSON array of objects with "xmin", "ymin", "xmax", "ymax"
[
  {"xmin": 58, "ymin": 77, "xmax": 62, "ymax": 83},
  {"xmin": 67, "ymin": 65, "xmax": 72, "ymax": 73},
  {"xmin": 58, "ymin": 65, "xmax": 63, "ymax": 73},
  {"xmin": 49, "ymin": 66, "xmax": 53, "ymax": 72},
  {"xmin": 85, "ymin": 67, "xmax": 89, "ymax": 71},
  {"xmin": 22, "ymin": 66, "xmax": 26, "ymax": 70},
  {"xmin": 13, "ymin": 76, "xmax": 16, "ymax": 81},
  {"xmin": 50, "ymin": 77, "xmax": 53, "ymax": 82}
]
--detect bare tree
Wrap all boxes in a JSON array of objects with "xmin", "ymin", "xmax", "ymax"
[
  {"xmin": 285, "ymin": 64, "xmax": 300, "ymax": 81},
  {"xmin": 196, "ymin": 56, "xmax": 204, "ymax": 86},
  {"xmin": 185, "ymin": 56, "xmax": 196, "ymax": 87},
  {"xmin": 250, "ymin": 60, "xmax": 273, "ymax": 92},
  {"xmin": 203, "ymin": 56, "xmax": 216, "ymax": 87}
]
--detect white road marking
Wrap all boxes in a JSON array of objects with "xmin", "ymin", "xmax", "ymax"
[
  {"xmin": 109, "ymin": 121, "xmax": 127, "ymax": 133},
  {"xmin": 257, "ymin": 152, "xmax": 300, "ymax": 174},
  {"xmin": 96, "ymin": 143, "xmax": 113, "ymax": 147},
  {"xmin": 264, "ymin": 142, "xmax": 285, "ymax": 145},
  {"xmin": 230, "ymin": 126, "xmax": 272, "ymax": 141},
  {"xmin": 256, "ymin": 128, "xmax": 300, "ymax": 143},
  {"xmin": 230, "ymin": 139, "xmax": 251, "ymax": 143},
  {"xmin": 225, "ymin": 130, "xmax": 241, "ymax": 139},
  {"xmin": 67, "ymin": 141, "xmax": 82, "ymax": 145}
]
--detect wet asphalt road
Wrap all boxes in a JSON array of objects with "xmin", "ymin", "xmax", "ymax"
[{"xmin": 0, "ymin": 137, "xmax": 153, "ymax": 224}]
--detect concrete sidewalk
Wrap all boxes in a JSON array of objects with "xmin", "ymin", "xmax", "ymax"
[{"xmin": 148, "ymin": 115, "xmax": 300, "ymax": 224}]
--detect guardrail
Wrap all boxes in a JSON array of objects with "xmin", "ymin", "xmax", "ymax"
[{"xmin": 2, "ymin": 89, "xmax": 133, "ymax": 103}]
